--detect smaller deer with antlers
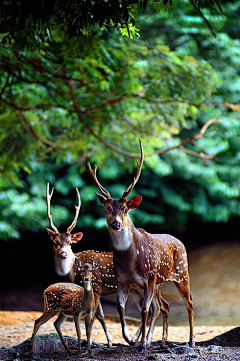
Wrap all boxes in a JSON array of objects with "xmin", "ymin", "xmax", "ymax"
[
  {"xmin": 30, "ymin": 260, "xmax": 99, "ymax": 357},
  {"xmin": 87, "ymin": 139, "xmax": 195, "ymax": 351}
]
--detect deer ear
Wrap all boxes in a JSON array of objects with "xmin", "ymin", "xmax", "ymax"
[
  {"xmin": 127, "ymin": 196, "xmax": 142, "ymax": 210},
  {"xmin": 75, "ymin": 258, "xmax": 82, "ymax": 269},
  {"xmin": 96, "ymin": 192, "xmax": 107, "ymax": 204},
  {"xmin": 93, "ymin": 257, "xmax": 100, "ymax": 269},
  {"xmin": 46, "ymin": 228, "xmax": 57, "ymax": 241},
  {"xmin": 71, "ymin": 232, "xmax": 83, "ymax": 243}
]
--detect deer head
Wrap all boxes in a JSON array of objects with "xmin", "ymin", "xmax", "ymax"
[
  {"xmin": 87, "ymin": 140, "xmax": 144, "ymax": 233},
  {"xmin": 46, "ymin": 183, "xmax": 83, "ymax": 275},
  {"xmin": 78, "ymin": 259, "xmax": 100, "ymax": 291}
]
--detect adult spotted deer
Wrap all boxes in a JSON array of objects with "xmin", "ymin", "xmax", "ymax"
[
  {"xmin": 87, "ymin": 140, "xmax": 195, "ymax": 351},
  {"xmin": 46, "ymin": 183, "xmax": 113, "ymax": 347},
  {"xmin": 31, "ymin": 261, "xmax": 99, "ymax": 357},
  {"xmin": 46, "ymin": 183, "xmax": 170, "ymax": 347}
]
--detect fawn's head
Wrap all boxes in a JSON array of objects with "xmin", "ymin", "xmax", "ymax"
[
  {"xmin": 46, "ymin": 183, "xmax": 83, "ymax": 260},
  {"xmin": 79, "ymin": 259, "xmax": 99, "ymax": 291},
  {"xmin": 87, "ymin": 140, "xmax": 143, "ymax": 232}
]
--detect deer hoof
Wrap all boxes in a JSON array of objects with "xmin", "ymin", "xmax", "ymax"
[
  {"xmin": 140, "ymin": 344, "xmax": 147, "ymax": 353},
  {"xmin": 189, "ymin": 337, "xmax": 195, "ymax": 347}
]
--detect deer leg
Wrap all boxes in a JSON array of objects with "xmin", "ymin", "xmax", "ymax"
[
  {"xmin": 174, "ymin": 281, "xmax": 195, "ymax": 347},
  {"xmin": 140, "ymin": 280, "xmax": 156, "ymax": 352},
  {"xmin": 95, "ymin": 300, "xmax": 112, "ymax": 348},
  {"xmin": 54, "ymin": 313, "xmax": 71, "ymax": 353},
  {"xmin": 156, "ymin": 285, "xmax": 170, "ymax": 344},
  {"xmin": 117, "ymin": 283, "xmax": 133, "ymax": 345},
  {"xmin": 85, "ymin": 314, "xmax": 93, "ymax": 357},
  {"xmin": 73, "ymin": 314, "xmax": 82, "ymax": 357},
  {"xmin": 146, "ymin": 291, "xmax": 160, "ymax": 347},
  {"xmin": 30, "ymin": 311, "xmax": 56, "ymax": 353},
  {"xmin": 130, "ymin": 290, "xmax": 143, "ymax": 343}
]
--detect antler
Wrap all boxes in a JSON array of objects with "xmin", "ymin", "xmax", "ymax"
[
  {"xmin": 46, "ymin": 183, "xmax": 59, "ymax": 233},
  {"xmin": 87, "ymin": 163, "xmax": 112, "ymax": 199},
  {"xmin": 67, "ymin": 188, "xmax": 81, "ymax": 233},
  {"xmin": 122, "ymin": 139, "xmax": 144, "ymax": 199}
]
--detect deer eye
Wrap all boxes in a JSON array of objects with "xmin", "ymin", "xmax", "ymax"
[
  {"xmin": 104, "ymin": 209, "xmax": 107, "ymax": 214},
  {"xmin": 124, "ymin": 208, "xmax": 128, "ymax": 214}
]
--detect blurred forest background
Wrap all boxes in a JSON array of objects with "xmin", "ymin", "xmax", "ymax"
[{"xmin": 0, "ymin": 0, "xmax": 239, "ymax": 325}]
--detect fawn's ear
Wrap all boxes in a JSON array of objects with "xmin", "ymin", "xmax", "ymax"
[
  {"xmin": 71, "ymin": 232, "xmax": 83, "ymax": 243},
  {"xmin": 96, "ymin": 193, "xmax": 107, "ymax": 205},
  {"xmin": 75, "ymin": 258, "xmax": 82, "ymax": 269},
  {"xmin": 46, "ymin": 228, "xmax": 57, "ymax": 242},
  {"xmin": 93, "ymin": 258, "xmax": 100, "ymax": 269},
  {"xmin": 127, "ymin": 196, "xmax": 142, "ymax": 210}
]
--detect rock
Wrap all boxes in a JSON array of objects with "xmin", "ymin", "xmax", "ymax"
[
  {"xmin": 196, "ymin": 327, "xmax": 240, "ymax": 347},
  {"xmin": 206, "ymin": 345, "xmax": 222, "ymax": 353},
  {"xmin": 0, "ymin": 334, "xmax": 78, "ymax": 358},
  {"xmin": 171, "ymin": 345, "xmax": 196, "ymax": 355}
]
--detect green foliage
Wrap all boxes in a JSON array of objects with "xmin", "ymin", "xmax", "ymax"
[
  {"xmin": 0, "ymin": 1, "xmax": 239, "ymax": 240},
  {"xmin": 0, "ymin": 0, "xmax": 223, "ymax": 49}
]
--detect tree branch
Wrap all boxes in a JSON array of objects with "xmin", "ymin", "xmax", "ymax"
[{"xmin": 68, "ymin": 78, "xmax": 220, "ymax": 159}]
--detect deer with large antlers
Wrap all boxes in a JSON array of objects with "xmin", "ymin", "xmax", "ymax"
[
  {"xmin": 46, "ymin": 183, "xmax": 170, "ymax": 347},
  {"xmin": 87, "ymin": 139, "xmax": 195, "ymax": 351},
  {"xmin": 46, "ymin": 183, "xmax": 112, "ymax": 347},
  {"xmin": 31, "ymin": 260, "xmax": 99, "ymax": 357}
]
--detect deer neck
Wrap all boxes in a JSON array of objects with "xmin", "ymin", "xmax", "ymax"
[
  {"xmin": 83, "ymin": 281, "xmax": 94, "ymax": 305},
  {"xmin": 108, "ymin": 217, "xmax": 136, "ymax": 252},
  {"xmin": 54, "ymin": 249, "xmax": 76, "ymax": 277}
]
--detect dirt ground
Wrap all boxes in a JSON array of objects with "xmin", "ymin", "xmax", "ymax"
[
  {"xmin": 0, "ymin": 310, "xmax": 235, "ymax": 348},
  {"xmin": 0, "ymin": 312, "xmax": 240, "ymax": 360}
]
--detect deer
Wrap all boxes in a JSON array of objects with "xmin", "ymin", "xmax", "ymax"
[
  {"xmin": 30, "ymin": 260, "xmax": 99, "ymax": 357},
  {"xmin": 46, "ymin": 183, "xmax": 113, "ymax": 348},
  {"xmin": 46, "ymin": 183, "xmax": 170, "ymax": 347},
  {"xmin": 87, "ymin": 139, "xmax": 195, "ymax": 352}
]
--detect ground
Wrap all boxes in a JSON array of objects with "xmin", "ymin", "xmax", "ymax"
[{"xmin": 0, "ymin": 312, "xmax": 240, "ymax": 360}]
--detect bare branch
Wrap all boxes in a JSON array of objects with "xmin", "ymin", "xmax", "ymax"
[{"xmin": 68, "ymin": 78, "xmax": 220, "ymax": 160}]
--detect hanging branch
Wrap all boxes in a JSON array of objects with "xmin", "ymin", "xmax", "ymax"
[{"xmin": 68, "ymin": 79, "xmax": 219, "ymax": 160}]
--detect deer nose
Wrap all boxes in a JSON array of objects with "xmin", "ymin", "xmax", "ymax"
[
  {"xmin": 60, "ymin": 251, "xmax": 67, "ymax": 259},
  {"xmin": 111, "ymin": 220, "xmax": 121, "ymax": 230},
  {"xmin": 84, "ymin": 277, "xmax": 90, "ymax": 282}
]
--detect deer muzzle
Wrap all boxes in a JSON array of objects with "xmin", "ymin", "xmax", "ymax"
[
  {"xmin": 59, "ymin": 251, "xmax": 68, "ymax": 259},
  {"xmin": 111, "ymin": 220, "xmax": 121, "ymax": 231}
]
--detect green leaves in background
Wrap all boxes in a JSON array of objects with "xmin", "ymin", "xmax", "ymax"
[{"xmin": 0, "ymin": 1, "xmax": 239, "ymax": 240}]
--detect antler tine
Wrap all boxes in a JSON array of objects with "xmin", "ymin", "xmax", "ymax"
[
  {"xmin": 67, "ymin": 188, "xmax": 81, "ymax": 233},
  {"xmin": 122, "ymin": 139, "xmax": 144, "ymax": 199},
  {"xmin": 87, "ymin": 162, "xmax": 112, "ymax": 199},
  {"xmin": 46, "ymin": 182, "xmax": 59, "ymax": 233}
]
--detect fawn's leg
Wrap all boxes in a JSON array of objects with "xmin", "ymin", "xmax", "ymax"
[
  {"xmin": 54, "ymin": 313, "xmax": 71, "ymax": 353},
  {"xmin": 74, "ymin": 314, "xmax": 82, "ymax": 357},
  {"xmin": 30, "ymin": 311, "xmax": 56, "ymax": 353},
  {"xmin": 85, "ymin": 314, "xmax": 93, "ymax": 357}
]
